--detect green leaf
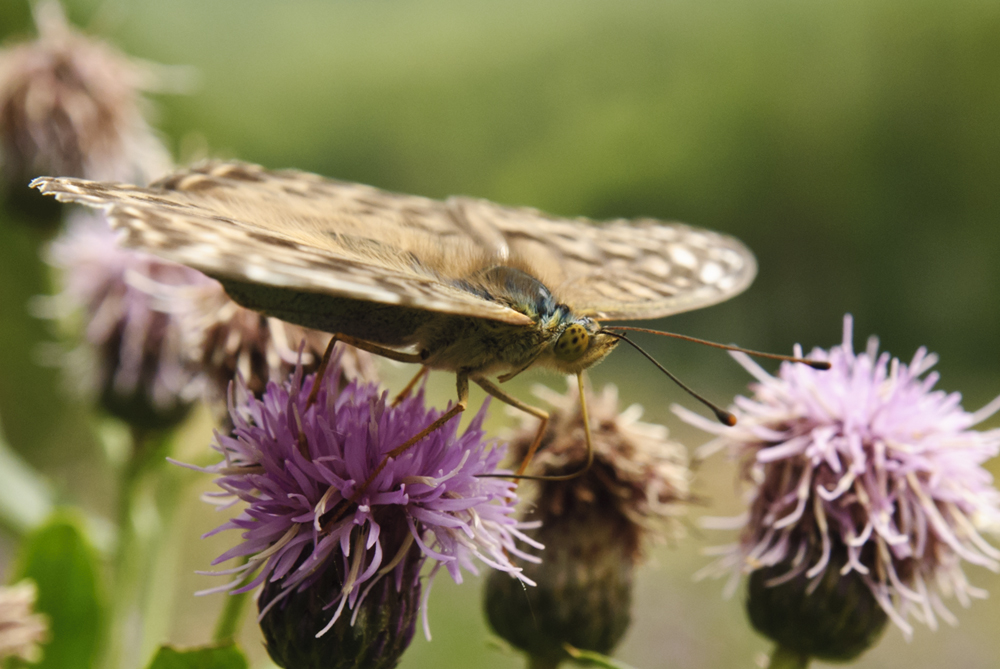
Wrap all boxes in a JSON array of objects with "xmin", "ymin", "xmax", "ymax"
[
  {"xmin": 12, "ymin": 514, "xmax": 103, "ymax": 669},
  {"xmin": 145, "ymin": 644, "xmax": 249, "ymax": 669},
  {"xmin": 0, "ymin": 418, "xmax": 54, "ymax": 534},
  {"xmin": 563, "ymin": 643, "xmax": 640, "ymax": 669}
]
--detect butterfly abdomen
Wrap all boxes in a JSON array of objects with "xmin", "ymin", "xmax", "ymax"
[{"xmin": 218, "ymin": 278, "xmax": 437, "ymax": 347}]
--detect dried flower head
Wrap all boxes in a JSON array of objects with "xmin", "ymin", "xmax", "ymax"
[
  {"xmin": 514, "ymin": 381, "xmax": 691, "ymax": 548},
  {"xmin": 679, "ymin": 315, "xmax": 1000, "ymax": 642},
  {"xmin": 170, "ymin": 278, "xmax": 379, "ymax": 408},
  {"xmin": 194, "ymin": 352, "xmax": 536, "ymax": 659},
  {"xmin": 0, "ymin": 0, "xmax": 173, "ymax": 186},
  {"xmin": 0, "ymin": 580, "xmax": 49, "ymax": 663},
  {"xmin": 486, "ymin": 381, "xmax": 690, "ymax": 664},
  {"xmin": 45, "ymin": 212, "xmax": 204, "ymax": 427}
]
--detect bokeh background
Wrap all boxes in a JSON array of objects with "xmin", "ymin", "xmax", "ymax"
[{"xmin": 2, "ymin": 0, "xmax": 1000, "ymax": 667}]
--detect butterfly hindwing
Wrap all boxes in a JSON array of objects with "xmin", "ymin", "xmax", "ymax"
[{"xmin": 32, "ymin": 166, "xmax": 533, "ymax": 327}]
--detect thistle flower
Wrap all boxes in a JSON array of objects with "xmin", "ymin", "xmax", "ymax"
[
  {"xmin": 678, "ymin": 315, "xmax": 1000, "ymax": 659},
  {"xmin": 0, "ymin": 0, "xmax": 173, "ymax": 188},
  {"xmin": 195, "ymin": 352, "xmax": 536, "ymax": 667},
  {"xmin": 486, "ymin": 381, "xmax": 691, "ymax": 666},
  {"xmin": 170, "ymin": 278, "xmax": 379, "ymax": 409},
  {"xmin": 0, "ymin": 580, "xmax": 49, "ymax": 663},
  {"xmin": 44, "ymin": 212, "xmax": 204, "ymax": 428}
]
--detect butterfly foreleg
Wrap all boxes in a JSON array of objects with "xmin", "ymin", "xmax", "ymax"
[
  {"xmin": 475, "ymin": 374, "xmax": 595, "ymax": 481},
  {"xmin": 473, "ymin": 377, "xmax": 549, "ymax": 477}
]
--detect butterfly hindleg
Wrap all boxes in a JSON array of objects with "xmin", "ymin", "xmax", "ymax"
[{"xmin": 305, "ymin": 333, "xmax": 425, "ymax": 408}]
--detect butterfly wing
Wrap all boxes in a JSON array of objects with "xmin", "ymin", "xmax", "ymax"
[
  {"xmin": 32, "ymin": 162, "xmax": 533, "ymax": 326},
  {"xmin": 453, "ymin": 197, "xmax": 757, "ymax": 320},
  {"xmin": 34, "ymin": 160, "xmax": 755, "ymax": 327}
]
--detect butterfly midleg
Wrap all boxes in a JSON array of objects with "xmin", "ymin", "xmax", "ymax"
[
  {"xmin": 320, "ymin": 372, "xmax": 469, "ymax": 527},
  {"xmin": 349, "ymin": 373, "xmax": 468, "ymax": 503},
  {"xmin": 392, "ymin": 366, "xmax": 430, "ymax": 407}
]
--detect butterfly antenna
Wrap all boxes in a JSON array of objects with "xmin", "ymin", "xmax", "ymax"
[
  {"xmin": 605, "ymin": 326, "xmax": 830, "ymax": 370},
  {"xmin": 607, "ymin": 332, "xmax": 737, "ymax": 426}
]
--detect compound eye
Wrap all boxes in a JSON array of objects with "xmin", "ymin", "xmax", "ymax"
[{"xmin": 554, "ymin": 323, "xmax": 590, "ymax": 361}]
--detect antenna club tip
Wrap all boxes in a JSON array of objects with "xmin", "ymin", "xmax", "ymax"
[
  {"xmin": 717, "ymin": 411, "xmax": 738, "ymax": 427},
  {"xmin": 807, "ymin": 360, "xmax": 832, "ymax": 370}
]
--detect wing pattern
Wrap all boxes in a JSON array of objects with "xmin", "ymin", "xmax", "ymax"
[{"xmin": 32, "ymin": 160, "xmax": 756, "ymax": 324}]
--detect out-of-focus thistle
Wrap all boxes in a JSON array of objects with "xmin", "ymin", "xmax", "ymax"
[
  {"xmin": 486, "ymin": 381, "xmax": 691, "ymax": 668},
  {"xmin": 678, "ymin": 315, "xmax": 1000, "ymax": 665},
  {"xmin": 0, "ymin": 0, "xmax": 174, "ymax": 193},
  {"xmin": 0, "ymin": 580, "xmax": 49, "ymax": 663},
  {"xmin": 44, "ymin": 212, "xmax": 204, "ymax": 430},
  {"xmin": 191, "ymin": 351, "xmax": 537, "ymax": 669},
  {"xmin": 169, "ymin": 277, "xmax": 379, "ymax": 412}
]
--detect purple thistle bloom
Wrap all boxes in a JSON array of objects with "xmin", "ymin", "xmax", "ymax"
[
  {"xmin": 195, "ymin": 352, "xmax": 538, "ymax": 639},
  {"xmin": 677, "ymin": 315, "xmax": 1000, "ymax": 637}
]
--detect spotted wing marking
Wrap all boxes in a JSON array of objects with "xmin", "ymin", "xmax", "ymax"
[
  {"xmin": 30, "ymin": 173, "xmax": 533, "ymax": 326},
  {"xmin": 32, "ymin": 159, "xmax": 757, "ymax": 325}
]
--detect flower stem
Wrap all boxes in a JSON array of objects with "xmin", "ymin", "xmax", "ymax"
[
  {"xmin": 103, "ymin": 427, "xmax": 172, "ymax": 669},
  {"xmin": 768, "ymin": 645, "xmax": 810, "ymax": 669}
]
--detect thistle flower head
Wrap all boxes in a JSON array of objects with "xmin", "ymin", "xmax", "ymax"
[
  {"xmin": 171, "ymin": 278, "xmax": 379, "ymax": 408},
  {"xmin": 45, "ymin": 212, "xmax": 204, "ymax": 427},
  {"xmin": 0, "ymin": 0, "xmax": 174, "ymax": 186},
  {"xmin": 678, "ymin": 315, "xmax": 1000, "ymax": 640},
  {"xmin": 196, "ymin": 352, "xmax": 536, "ymax": 649},
  {"xmin": 486, "ymin": 381, "xmax": 690, "ymax": 663}
]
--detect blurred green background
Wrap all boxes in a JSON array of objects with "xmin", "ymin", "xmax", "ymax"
[{"xmin": 2, "ymin": 0, "xmax": 1000, "ymax": 667}]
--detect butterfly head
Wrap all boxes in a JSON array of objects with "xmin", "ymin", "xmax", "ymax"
[{"xmin": 544, "ymin": 315, "xmax": 619, "ymax": 374}]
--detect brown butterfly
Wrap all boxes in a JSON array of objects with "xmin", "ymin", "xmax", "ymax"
[{"xmin": 33, "ymin": 160, "xmax": 756, "ymax": 482}]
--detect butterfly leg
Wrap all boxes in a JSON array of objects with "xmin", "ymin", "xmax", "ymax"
[
  {"xmin": 354, "ymin": 372, "xmax": 468, "ymax": 497},
  {"xmin": 473, "ymin": 377, "xmax": 549, "ymax": 477},
  {"xmin": 475, "ymin": 373, "xmax": 594, "ymax": 481},
  {"xmin": 322, "ymin": 373, "xmax": 469, "ymax": 527},
  {"xmin": 392, "ymin": 366, "xmax": 430, "ymax": 407},
  {"xmin": 305, "ymin": 333, "xmax": 426, "ymax": 408}
]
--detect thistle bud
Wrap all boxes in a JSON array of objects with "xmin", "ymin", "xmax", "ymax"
[
  {"xmin": 45, "ymin": 213, "xmax": 203, "ymax": 430},
  {"xmin": 746, "ymin": 545, "xmax": 887, "ymax": 662},
  {"xmin": 259, "ymin": 524, "xmax": 422, "ymax": 669}
]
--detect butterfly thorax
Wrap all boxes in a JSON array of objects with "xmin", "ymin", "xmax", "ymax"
[{"xmin": 416, "ymin": 266, "xmax": 619, "ymax": 379}]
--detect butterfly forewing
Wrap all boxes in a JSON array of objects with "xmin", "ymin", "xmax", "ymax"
[
  {"xmin": 32, "ymin": 160, "xmax": 756, "ymax": 327},
  {"xmin": 452, "ymin": 197, "xmax": 756, "ymax": 320}
]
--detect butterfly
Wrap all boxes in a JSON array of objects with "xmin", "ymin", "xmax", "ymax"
[{"xmin": 32, "ymin": 160, "xmax": 756, "ymax": 482}]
